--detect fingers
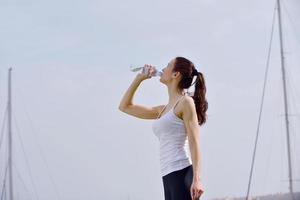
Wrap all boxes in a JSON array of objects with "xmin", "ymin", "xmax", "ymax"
[
  {"xmin": 143, "ymin": 64, "xmax": 155, "ymax": 77},
  {"xmin": 191, "ymin": 188, "xmax": 203, "ymax": 200},
  {"xmin": 191, "ymin": 188, "xmax": 195, "ymax": 200},
  {"xmin": 142, "ymin": 64, "xmax": 150, "ymax": 77}
]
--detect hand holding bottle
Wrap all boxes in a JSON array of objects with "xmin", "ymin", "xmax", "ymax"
[{"xmin": 136, "ymin": 64, "xmax": 159, "ymax": 81}]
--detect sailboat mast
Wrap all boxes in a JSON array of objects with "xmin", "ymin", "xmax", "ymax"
[
  {"xmin": 7, "ymin": 67, "xmax": 14, "ymax": 200},
  {"xmin": 277, "ymin": 0, "xmax": 294, "ymax": 194}
]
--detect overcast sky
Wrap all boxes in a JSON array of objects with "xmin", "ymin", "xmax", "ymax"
[{"xmin": 0, "ymin": 0, "xmax": 300, "ymax": 199}]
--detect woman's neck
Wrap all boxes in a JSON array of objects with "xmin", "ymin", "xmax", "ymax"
[{"xmin": 167, "ymin": 86, "xmax": 185, "ymax": 104}]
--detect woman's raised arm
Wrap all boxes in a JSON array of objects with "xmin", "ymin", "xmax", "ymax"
[{"xmin": 118, "ymin": 65, "xmax": 164, "ymax": 119}]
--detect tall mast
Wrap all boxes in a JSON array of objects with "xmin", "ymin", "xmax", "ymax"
[
  {"xmin": 7, "ymin": 67, "xmax": 14, "ymax": 200},
  {"xmin": 277, "ymin": 0, "xmax": 294, "ymax": 195}
]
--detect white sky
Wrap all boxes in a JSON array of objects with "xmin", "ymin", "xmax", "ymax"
[{"xmin": 0, "ymin": 0, "xmax": 300, "ymax": 199}]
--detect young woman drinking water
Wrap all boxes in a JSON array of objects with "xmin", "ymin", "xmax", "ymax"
[{"xmin": 119, "ymin": 56, "xmax": 207, "ymax": 200}]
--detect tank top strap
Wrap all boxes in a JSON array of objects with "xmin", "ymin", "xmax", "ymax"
[
  {"xmin": 172, "ymin": 95, "xmax": 185, "ymax": 110},
  {"xmin": 156, "ymin": 95, "xmax": 185, "ymax": 119},
  {"xmin": 157, "ymin": 104, "xmax": 167, "ymax": 119}
]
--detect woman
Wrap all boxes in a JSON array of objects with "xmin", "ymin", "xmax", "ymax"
[{"xmin": 119, "ymin": 56, "xmax": 207, "ymax": 200}]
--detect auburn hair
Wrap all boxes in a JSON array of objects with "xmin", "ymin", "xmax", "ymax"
[{"xmin": 173, "ymin": 56, "xmax": 208, "ymax": 126}]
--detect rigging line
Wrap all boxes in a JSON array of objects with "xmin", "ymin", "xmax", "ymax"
[
  {"xmin": 279, "ymin": 116, "xmax": 284, "ymax": 190},
  {"xmin": 285, "ymin": 66, "xmax": 300, "ymax": 144},
  {"xmin": 281, "ymin": 0, "xmax": 300, "ymax": 48},
  {"xmin": 14, "ymin": 86, "xmax": 61, "ymax": 200},
  {"xmin": 12, "ymin": 161, "xmax": 33, "ymax": 200},
  {"xmin": 12, "ymin": 111, "xmax": 40, "ymax": 200},
  {"xmin": 0, "ymin": 185, "xmax": 5, "ymax": 200},
  {"xmin": 1, "ymin": 160, "xmax": 9, "ymax": 200},
  {"xmin": 0, "ymin": 107, "xmax": 8, "ymax": 198},
  {"xmin": 245, "ymin": 1, "xmax": 277, "ymax": 199},
  {"xmin": 0, "ymin": 111, "xmax": 7, "ymax": 197},
  {"xmin": 261, "ymin": 118, "xmax": 276, "ymax": 194},
  {"xmin": 0, "ymin": 106, "xmax": 8, "ymax": 153},
  {"xmin": 284, "ymin": 64, "xmax": 300, "ymax": 174}
]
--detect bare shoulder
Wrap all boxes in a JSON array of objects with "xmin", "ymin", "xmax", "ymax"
[
  {"xmin": 180, "ymin": 96, "xmax": 195, "ymax": 108},
  {"xmin": 181, "ymin": 96, "xmax": 196, "ymax": 116},
  {"xmin": 182, "ymin": 96, "xmax": 194, "ymax": 104},
  {"xmin": 176, "ymin": 95, "xmax": 190, "ymax": 106},
  {"xmin": 174, "ymin": 96, "xmax": 194, "ymax": 118}
]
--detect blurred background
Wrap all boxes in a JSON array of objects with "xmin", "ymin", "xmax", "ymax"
[{"xmin": 0, "ymin": 0, "xmax": 299, "ymax": 199}]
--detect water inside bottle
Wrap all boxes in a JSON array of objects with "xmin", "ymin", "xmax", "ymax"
[
  {"xmin": 129, "ymin": 65, "xmax": 143, "ymax": 72},
  {"xmin": 129, "ymin": 65, "xmax": 162, "ymax": 77}
]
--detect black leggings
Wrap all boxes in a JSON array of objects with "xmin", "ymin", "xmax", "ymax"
[{"xmin": 162, "ymin": 165, "xmax": 199, "ymax": 200}]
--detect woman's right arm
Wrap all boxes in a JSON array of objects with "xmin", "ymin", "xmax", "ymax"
[{"xmin": 118, "ymin": 65, "xmax": 164, "ymax": 119}]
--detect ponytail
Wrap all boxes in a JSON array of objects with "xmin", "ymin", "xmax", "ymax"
[
  {"xmin": 173, "ymin": 56, "xmax": 208, "ymax": 126},
  {"xmin": 192, "ymin": 72, "xmax": 208, "ymax": 126}
]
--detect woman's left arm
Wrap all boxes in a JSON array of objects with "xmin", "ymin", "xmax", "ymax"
[{"xmin": 182, "ymin": 97, "xmax": 204, "ymax": 199}]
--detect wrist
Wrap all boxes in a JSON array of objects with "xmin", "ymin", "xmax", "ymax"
[
  {"xmin": 135, "ymin": 74, "xmax": 145, "ymax": 82},
  {"xmin": 193, "ymin": 175, "xmax": 202, "ymax": 182},
  {"xmin": 135, "ymin": 75, "xmax": 145, "ymax": 82}
]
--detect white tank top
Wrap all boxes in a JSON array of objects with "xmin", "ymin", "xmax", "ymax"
[{"xmin": 152, "ymin": 95, "xmax": 192, "ymax": 177}]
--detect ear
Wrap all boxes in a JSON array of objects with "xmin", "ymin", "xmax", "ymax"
[{"xmin": 172, "ymin": 71, "xmax": 181, "ymax": 79}]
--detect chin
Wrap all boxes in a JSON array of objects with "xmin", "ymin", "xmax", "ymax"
[{"xmin": 159, "ymin": 77, "xmax": 165, "ymax": 84}]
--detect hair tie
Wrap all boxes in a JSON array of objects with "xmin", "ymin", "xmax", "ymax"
[{"xmin": 192, "ymin": 68, "xmax": 199, "ymax": 76}]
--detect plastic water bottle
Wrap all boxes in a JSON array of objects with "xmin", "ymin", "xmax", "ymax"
[{"xmin": 130, "ymin": 65, "xmax": 163, "ymax": 77}]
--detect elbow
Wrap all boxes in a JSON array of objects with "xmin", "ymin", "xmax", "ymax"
[
  {"xmin": 118, "ymin": 103, "xmax": 129, "ymax": 112},
  {"xmin": 118, "ymin": 102, "xmax": 132, "ymax": 112},
  {"xmin": 118, "ymin": 105, "xmax": 125, "ymax": 112}
]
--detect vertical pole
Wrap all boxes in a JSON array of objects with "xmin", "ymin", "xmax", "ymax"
[
  {"xmin": 7, "ymin": 67, "xmax": 13, "ymax": 200},
  {"xmin": 277, "ymin": 0, "xmax": 294, "ymax": 195}
]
